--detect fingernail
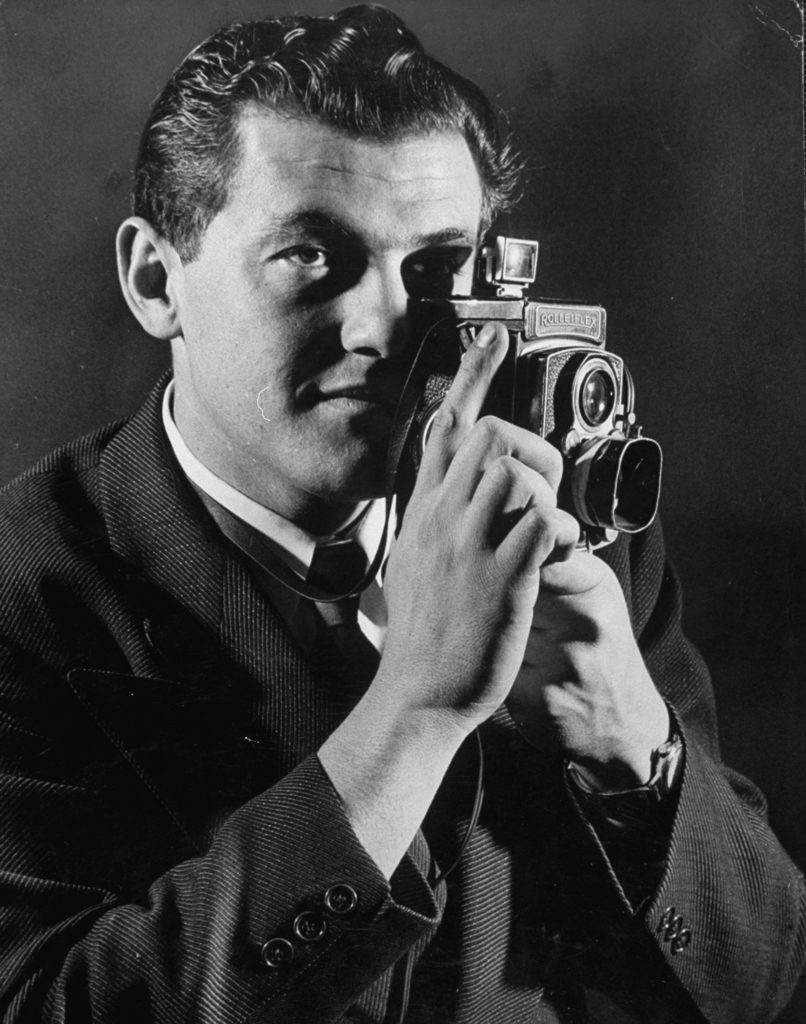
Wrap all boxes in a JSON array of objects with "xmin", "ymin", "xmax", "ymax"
[{"xmin": 475, "ymin": 323, "xmax": 495, "ymax": 349}]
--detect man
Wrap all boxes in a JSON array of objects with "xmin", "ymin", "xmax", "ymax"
[{"xmin": 0, "ymin": 6, "xmax": 802, "ymax": 1023}]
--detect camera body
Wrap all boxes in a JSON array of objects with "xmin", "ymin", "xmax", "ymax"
[{"xmin": 405, "ymin": 237, "xmax": 662, "ymax": 549}]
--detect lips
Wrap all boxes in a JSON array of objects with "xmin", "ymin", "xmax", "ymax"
[{"xmin": 303, "ymin": 382, "xmax": 402, "ymax": 413}]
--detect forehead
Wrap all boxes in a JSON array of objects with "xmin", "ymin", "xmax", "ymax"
[{"xmin": 221, "ymin": 107, "xmax": 484, "ymax": 243}]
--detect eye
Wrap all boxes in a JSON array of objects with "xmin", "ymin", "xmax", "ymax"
[
  {"xmin": 402, "ymin": 248, "xmax": 473, "ymax": 298},
  {"xmin": 282, "ymin": 245, "xmax": 330, "ymax": 268}
]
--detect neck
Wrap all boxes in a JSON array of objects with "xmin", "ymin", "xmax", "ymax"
[
  {"xmin": 268, "ymin": 495, "xmax": 368, "ymax": 538},
  {"xmin": 169, "ymin": 384, "xmax": 370, "ymax": 537}
]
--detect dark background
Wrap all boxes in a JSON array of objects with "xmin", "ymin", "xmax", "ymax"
[{"xmin": 1, "ymin": 0, "xmax": 804, "ymax": 1017}]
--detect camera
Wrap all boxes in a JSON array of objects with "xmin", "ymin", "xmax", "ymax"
[{"xmin": 398, "ymin": 236, "xmax": 662, "ymax": 549}]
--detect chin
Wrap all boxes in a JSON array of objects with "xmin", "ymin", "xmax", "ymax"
[
  {"xmin": 314, "ymin": 445, "xmax": 388, "ymax": 504},
  {"xmin": 320, "ymin": 469, "xmax": 386, "ymax": 505}
]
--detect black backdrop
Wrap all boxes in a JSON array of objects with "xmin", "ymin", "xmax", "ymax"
[{"xmin": 1, "ymin": 0, "xmax": 805, "ymax": 1017}]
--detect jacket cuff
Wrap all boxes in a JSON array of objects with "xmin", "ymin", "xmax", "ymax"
[{"xmin": 208, "ymin": 754, "xmax": 441, "ymax": 1022}]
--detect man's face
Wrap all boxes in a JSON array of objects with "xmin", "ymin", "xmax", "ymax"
[{"xmin": 169, "ymin": 108, "xmax": 484, "ymax": 529}]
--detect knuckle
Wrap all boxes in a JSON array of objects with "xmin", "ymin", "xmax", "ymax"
[
  {"xmin": 559, "ymin": 507, "xmax": 579, "ymax": 532},
  {"xmin": 430, "ymin": 402, "xmax": 457, "ymax": 436},
  {"xmin": 525, "ymin": 432, "xmax": 565, "ymax": 490},
  {"xmin": 542, "ymin": 439, "xmax": 565, "ymax": 479},
  {"xmin": 530, "ymin": 506, "xmax": 555, "ymax": 535},
  {"xmin": 530, "ymin": 507, "xmax": 571, "ymax": 548},
  {"xmin": 473, "ymin": 415, "xmax": 506, "ymax": 447},
  {"xmin": 555, "ymin": 516, "xmax": 581, "ymax": 553},
  {"xmin": 490, "ymin": 453, "xmax": 519, "ymax": 480},
  {"xmin": 449, "ymin": 343, "xmax": 486, "ymax": 388}
]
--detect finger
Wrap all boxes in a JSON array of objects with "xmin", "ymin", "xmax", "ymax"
[
  {"xmin": 496, "ymin": 504, "xmax": 580, "ymax": 582},
  {"xmin": 416, "ymin": 321, "xmax": 509, "ymax": 490},
  {"xmin": 539, "ymin": 549, "xmax": 609, "ymax": 595},
  {"xmin": 463, "ymin": 455, "xmax": 559, "ymax": 547},
  {"xmin": 442, "ymin": 416, "xmax": 565, "ymax": 510}
]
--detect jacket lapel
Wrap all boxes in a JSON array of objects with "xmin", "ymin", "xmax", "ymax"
[{"xmin": 67, "ymin": 377, "xmax": 343, "ymax": 846}]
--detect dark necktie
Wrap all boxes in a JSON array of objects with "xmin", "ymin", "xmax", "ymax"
[
  {"xmin": 306, "ymin": 539, "xmax": 381, "ymax": 705},
  {"xmin": 307, "ymin": 538, "xmax": 367, "ymax": 621}
]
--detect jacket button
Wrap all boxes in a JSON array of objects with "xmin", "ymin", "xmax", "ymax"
[
  {"xmin": 261, "ymin": 937, "xmax": 295, "ymax": 968},
  {"xmin": 324, "ymin": 883, "xmax": 359, "ymax": 916},
  {"xmin": 293, "ymin": 911, "xmax": 327, "ymax": 942},
  {"xmin": 657, "ymin": 905, "xmax": 693, "ymax": 954},
  {"xmin": 671, "ymin": 928, "xmax": 692, "ymax": 955}
]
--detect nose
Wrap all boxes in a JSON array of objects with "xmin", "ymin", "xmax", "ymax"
[{"xmin": 339, "ymin": 262, "xmax": 411, "ymax": 359}]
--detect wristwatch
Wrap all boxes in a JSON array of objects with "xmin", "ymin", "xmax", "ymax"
[{"xmin": 565, "ymin": 730, "xmax": 684, "ymax": 809}]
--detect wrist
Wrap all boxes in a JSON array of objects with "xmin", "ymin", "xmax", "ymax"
[
  {"xmin": 319, "ymin": 681, "xmax": 471, "ymax": 879},
  {"xmin": 370, "ymin": 660, "xmax": 493, "ymax": 742},
  {"xmin": 567, "ymin": 706, "xmax": 678, "ymax": 795}
]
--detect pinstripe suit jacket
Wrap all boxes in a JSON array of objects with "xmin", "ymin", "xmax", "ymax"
[{"xmin": 0, "ymin": 378, "xmax": 803, "ymax": 1024}]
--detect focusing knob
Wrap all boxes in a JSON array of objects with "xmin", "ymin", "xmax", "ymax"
[{"xmin": 561, "ymin": 429, "xmax": 581, "ymax": 456}]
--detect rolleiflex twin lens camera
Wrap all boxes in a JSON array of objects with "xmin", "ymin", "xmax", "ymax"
[{"xmin": 403, "ymin": 237, "xmax": 662, "ymax": 549}]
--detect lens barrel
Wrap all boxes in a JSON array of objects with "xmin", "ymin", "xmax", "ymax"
[{"xmin": 571, "ymin": 436, "xmax": 662, "ymax": 533}]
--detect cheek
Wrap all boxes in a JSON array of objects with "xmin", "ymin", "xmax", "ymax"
[
  {"xmin": 186, "ymin": 308, "xmax": 299, "ymax": 405},
  {"xmin": 181, "ymin": 268, "xmax": 272, "ymax": 357},
  {"xmin": 256, "ymin": 383, "xmax": 283, "ymax": 423}
]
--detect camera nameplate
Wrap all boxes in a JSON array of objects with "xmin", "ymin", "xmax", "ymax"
[{"xmin": 526, "ymin": 303, "xmax": 606, "ymax": 344}]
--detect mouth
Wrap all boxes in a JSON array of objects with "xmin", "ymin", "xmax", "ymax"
[{"xmin": 305, "ymin": 383, "xmax": 402, "ymax": 414}]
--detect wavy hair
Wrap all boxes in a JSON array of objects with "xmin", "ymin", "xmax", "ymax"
[{"xmin": 133, "ymin": 4, "xmax": 522, "ymax": 260}]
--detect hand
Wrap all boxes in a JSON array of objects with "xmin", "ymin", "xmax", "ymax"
[
  {"xmin": 374, "ymin": 322, "xmax": 579, "ymax": 735},
  {"xmin": 507, "ymin": 550, "xmax": 670, "ymax": 789},
  {"xmin": 321, "ymin": 323, "xmax": 634, "ymax": 876}
]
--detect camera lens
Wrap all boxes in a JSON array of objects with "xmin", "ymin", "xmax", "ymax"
[
  {"xmin": 580, "ymin": 368, "xmax": 615, "ymax": 427},
  {"xmin": 570, "ymin": 436, "xmax": 663, "ymax": 533}
]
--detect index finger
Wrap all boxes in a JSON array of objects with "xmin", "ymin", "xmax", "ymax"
[{"xmin": 416, "ymin": 321, "xmax": 510, "ymax": 489}]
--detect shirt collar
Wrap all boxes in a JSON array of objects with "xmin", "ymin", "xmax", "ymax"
[{"xmin": 161, "ymin": 379, "xmax": 390, "ymax": 579}]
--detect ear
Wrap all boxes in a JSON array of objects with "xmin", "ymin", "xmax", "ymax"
[{"xmin": 116, "ymin": 217, "xmax": 183, "ymax": 340}]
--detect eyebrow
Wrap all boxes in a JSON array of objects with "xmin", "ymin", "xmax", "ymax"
[
  {"xmin": 410, "ymin": 226, "xmax": 479, "ymax": 248},
  {"xmin": 258, "ymin": 210, "xmax": 479, "ymax": 249}
]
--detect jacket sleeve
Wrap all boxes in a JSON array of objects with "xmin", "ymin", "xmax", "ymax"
[
  {"xmin": 0, "ymin": 643, "xmax": 440, "ymax": 1024},
  {"xmin": 577, "ymin": 521, "xmax": 806, "ymax": 1023}
]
